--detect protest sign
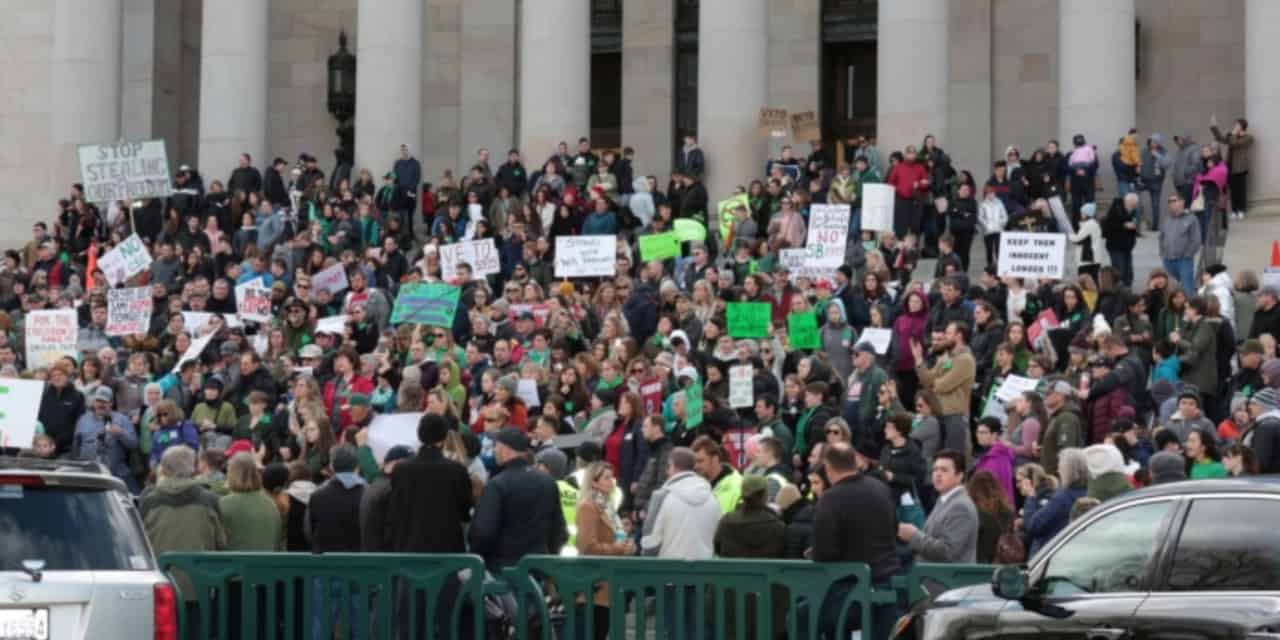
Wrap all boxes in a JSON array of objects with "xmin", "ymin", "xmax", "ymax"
[
  {"xmin": 727, "ymin": 302, "xmax": 771, "ymax": 338},
  {"xmin": 779, "ymin": 248, "xmax": 830, "ymax": 284},
  {"xmin": 717, "ymin": 193, "xmax": 750, "ymax": 224},
  {"xmin": 998, "ymin": 232, "xmax": 1066, "ymax": 280},
  {"xmin": 554, "ymin": 235, "xmax": 616, "ymax": 278},
  {"xmin": 235, "ymin": 278, "xmax": 273, "ymax": 323},
  {"xmin": 673, "ymin": 219, "xmax": 706, "ymax": 243},
  {"xmin": 312, "ymin": 263, "xmax": 349, "ymax": 296},
  {"xmin": 995, "ymin": 374, "xmax": 1042, "ymax": 403},
  {"xmin": 790, "ymin": 111, "xmax": 820, "ymax": 142},
  {"xmin": 77, "ymin": 139, "xmax": 172, "ymax": 203},
  {"xmin": 106, "ymin": 287, "xmax": 152, "ymax": 336},
  {"xmin": 440, "ymin": 238, "xmax": 500, "ymax": 281},
  {"xmin": 806, "ymin": 204, "xmax": 850, "ymax": 267},
  {"xmin": 757, "ymin": 107, "xmax": 789, "ymax": 137},
  {"xmin": 638, "ymin": 232, "xmax": 681, "ymax": 262},
  {"xmin": 729, "ymin": 365, "xmax": 754, "ymax": 409},
  {"xmin": 315, "ymin": 315, "xmax": 349, "ymax": 336},
  {"xmin": 222, "ymin": 314, "xmax": 242, "ymax": 330},
  {"xmin": 367, "ymin": 412, "xmax": 423, "ymax": 463},
  {"xmin": 390, "ymin": 282, "xmax": 462, "ymax": 327},
  {"xmin": 517, "ymin": 378, "xmax": 541, "ymax": 408},
  {"xmin": 686, "ymin": 384, "xmax": 704, "ymax": 428},
  {"xmin": 862, "ymin": 183, "xmax": 895, "ymax": 233},
  {"xmin": 97, "ymin": 234, "xmax": 153, "ymax": 286},
  {"xmin": 855, "ymin": 328, "xmax": 893, "ymax": 355},
  {"xmin": 0, "ymin": 378, "xmax": 47, "ymax": 449},
  {"xmin": 172, "ymin": 331, "xmax": 216, "ymax": 373},
  {"xmin": 181, "ymin": 311, "xmax": 216, "ymax": 334},
  {"xmin": 787, "ymin": 312, "xmax": 820, "ymax": 349},
  {"xmin": 25, "ymin": 310, "xmax": 78, "ymax": 368}
]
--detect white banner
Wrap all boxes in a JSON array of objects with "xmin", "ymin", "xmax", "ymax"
[
  {"xmin": 805, "ymin": 204, "xmax": 850, "ymax": 267},
  {"xmin": 368, "ymin": 412, "xmax": 424, "ymax": 463},
  {"xmin": 861, "ymin": 183, "xmax": 895, "ymax": 233},
  {"xmin": 440, "ymin": 238, "xmax": 500, "ymax": 281},
  {"xmin": 172, "ymin": 331, "xmax": 216, "ymax": 373},
  {"xmin": 235, "ymin": 277, "xmax": 273, "ymax": 323},
  {"xmin": 729, "ymin": 365, "xmax": 754, "ymax": 409},
  {"xmin": 25, "ymin": 310, "xmax": 79, "ymax": 368},
  {"xmin": 994, "ymin": 374, "xmax": 1042, "ymax": 403},
  {"xmin": 106, "ymin": 286, "xmax": 152, "ymax": 336},
  {"xmin": 0, "ymin": 378, "xmax": 47, "ymax": 449},
  {"xmin": 554, "ymin": 235, "xmax": 617, "ymax": 278},
  {"xmin": 315, "ymin": 314, "xmax": 349, "ymax": 335},
  {"xmin": 855, "ymin": 328, "xmax": 893, "ymax": 355},
  {"xmin": 76, "ymin": 139, "xmax": 172, "ymax": 203},
  {"xmin": 97, "ymin": 234, "xmax": 153, "ymax": 286},
  {"xmin": 998, "ymin": 232, "xmax": 1066, "ymax": 280},
  {"xmin": 312, "ymin": 263, "xmax": 349, "ymax": 296}
]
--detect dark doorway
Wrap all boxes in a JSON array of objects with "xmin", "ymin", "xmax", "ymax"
[
  {"xmin": 821, "ymin": 0, "xmax": 877, "ymax": 164},
  {"xmin": 591, "ymin": 0, "xmax": 622, "ymax": 148},
  {"xmin": 674, "ymin": 0, "xmax": 699, "ymax": 154}
]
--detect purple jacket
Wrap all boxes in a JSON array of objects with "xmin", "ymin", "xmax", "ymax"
[{"xmin": 974, "ymin": 440, "xmax": 1016, "ymax": 506}]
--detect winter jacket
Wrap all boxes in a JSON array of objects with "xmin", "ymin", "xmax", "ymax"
[
  {"xmin": 1159, "ymin": 208, "xmax": 1201, "ymax": 260},
  {"xmin": 1024, "ymin": 484, "xmax": 1086, "ymax": 557},
  {"xmin": 220, "ymin": 490, "xmax": 283, "ymax": 551},
  {"xmin": 632, "ymin": 437, "xmax": 673, "ymax": 515},
  {"xmin": 140, "ymin": 478, "xmax": 227, "ymax": 554},
  {"xmin": 1087, "ymin": 386, "xmax": 1134, "ymax": 445},
  {"xmin": 879, "ymin": 439, "xmax": 928, "ymax": 503},
  {"xmin": 1041, "ymin": 403, "xmax": 1084, "ymax": 473},
  {"xmin": 307, "ymin": 474, "xmax": 365, "ymax": 552},
  {"xmin": 1087, "ymin": 472, "xmax": 1132, "ymax": 503},
  {"xmin": 1176, "ymin": 317, "xmax": 1218, "ymax": 398},
  {"xmin": 714, "ymin": 507, "xmax": 786, "ymax": 558},
  {"xmin": 973, "ymin": 441, "xmax": 1016, "ymax": 506},
  {"xmin": 72, "ymin": 411, "xmax": 139, "ymax": 491},
  {"xmin": 1210, "ymin": 125, "xmax": 1254, "ymax": 174},
  {"xmin": 812, "ymin": 473, "xmax": 901, "ymax": 581},
  {"xmin": 1173, "ymin": 134, "xmax": 1200, "ymax": 188},
  {"xmin": 1246, "ymin": 414, "xmax": 1280, "ymax": 474},
  {"xmin": 1069, "ymin": 218, "xmax": 1105, "ymax": 266},
  {"xmin": 886, "ymin": 161, "xmax": 928, "ymax": 200},
  {"xmin": 1102, "ymin": 197, "xmax": 1139, "ymax": 253},
  {"xmin": 1140, "ymin": 136, "xmax": 1173, "ymax": 184},
  {"xmin": 843, "ymin": 364, "xmax": 888, "ymax": 442},
  {"xmin": 381, "ymin": 446, "xmax": 472, "ymax": 553},
  {"xmin": 1252, "ymin": 303, "xmax": 1280, "ymax": 341},
  {"xmin": 641, "ymin": 471, "xmax": 721, "ymax": 559},
  {"xmin": 38, "ymin": 383, "xmax": 86, "ymax": 456},
  {"xmin": 470, "ymin": 457, "xmax": 569, "ymax": 572},
  {"xmin": 821, "ymin": 310, "xmax": 856, "ymax": 381},
  {"xmin": 780, "ymin": 500, "xmax": 816, "ymax": 559},
  {"xmin": 916, "ymin": 346, "xmax": 976, "ymax": 417}
]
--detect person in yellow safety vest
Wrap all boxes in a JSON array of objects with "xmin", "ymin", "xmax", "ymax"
[
  {"xmin": 535, "ymin": 448, "xmax": 580, "ymax": 554},
  {"xmin": 691, "ymin": 435, "xmax": 743, "ymax": 514}
]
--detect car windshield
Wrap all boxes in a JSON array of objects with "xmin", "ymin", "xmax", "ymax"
[{"xmin": 0, "ymin": 484, "xmax": 153, "ymax": 571}]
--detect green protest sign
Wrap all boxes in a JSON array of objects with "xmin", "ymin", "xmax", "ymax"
[
  {"xmin": 685, "ymin": 384, "xmax": 703, "ymax": 428},
  {"xmin": 726, "ymin": 302, "xmax": 771, "ymax": 338},
  {"xmin": 638, "ymin": 232, "xmax": 681, "ymax": 262},
  {"xmin": 788, "ymin": 312, "xmax": 820, "ymax": 350},
  {"xmin": 673, "ymin": 218, "xmax": 707, "ymax": 243},
  {"xmin": 389, "ymin": 282, "xmax": 461, "ymax": 327},
  {"xmin": 717, "ymin": 193, "xmax": 750, "ymax": 221}
]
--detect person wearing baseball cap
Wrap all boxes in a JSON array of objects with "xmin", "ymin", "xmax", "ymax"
[
  {"xmin": 1039, "ymin": 379, "xmax": 1084, "ymax": 473},
  {"xmin": 1253, "ymin": 286, "xmax": 1280, "ymax": 340},
  {"xmin": 469, "ymin": 427, "xmax": 568, "ymax": 573},
  {"xmin": 73, "ymin": 384, "xmax": 140, "ymax": 492},
  {"xmin": 1231, "ymin": 339, "xmax": 1266, "ymax": 399},
  {"xmin": 1247, "ymin": 388, "xmax": 1280, "ymax": 473},
  {"xmin": 846, "ymin": 341, "xmax": 888, "ymax": 440}
]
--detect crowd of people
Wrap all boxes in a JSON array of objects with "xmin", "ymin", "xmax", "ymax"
[{"xmin": 5, "ymin": 113, "xmax": 1273, "ymax": 636}]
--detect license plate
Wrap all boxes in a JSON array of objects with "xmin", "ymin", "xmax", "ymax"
[{"xmin": 0, "ymin": 609, "xmax": 48, "ymax": 640}]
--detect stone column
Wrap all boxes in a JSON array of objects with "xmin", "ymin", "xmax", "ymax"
[
  {"xmin": 519, "ymin": 0, "xmax": 590, "ymax": 161},
  {"xmin": 1247, "ymin": 0, "xmax": 1280, "ymax": 205},
  {"xmin": 698, "ymin": 0, "xmax": 767, "ymax": 218},
  {"xmin": 197, "ymin": 0, "xmax": 269, "ymax": 185},
  {"xmin": 51, "ymin": 0, "xmax": 124, "ymax": 191},
  {"xmin": 877, "ymin": 0, "xmax": 949, "ymax": 156},
  {"xmin": 1058, "ymin": 0, "xmax": 1135, "ymax": 190},
  {"xmin": 459, "ymin": 0, "xmax": 517, "ymax": 175},
  {"xmin": 621, "ymin": 0, "xmax": 675, "ymax": 182},
  {"xmin": 767, "ymin": 0, "xmax": 820, "ymax": 159},
  {"xmin": 356, "ymin": 0, "xmax": 424, "ymax": 175}
]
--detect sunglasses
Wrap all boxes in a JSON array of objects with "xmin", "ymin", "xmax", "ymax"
[
  {"xmin": 826, "ymin": 429, "xmax": 842, "ymax": 435},
  {"xmin": 630, "ymin": 368, "xmax": 645, "ymax": 375}
]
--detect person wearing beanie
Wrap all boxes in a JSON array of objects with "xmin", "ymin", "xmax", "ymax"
[
  {"xmin": 367, "ymin": 414, "xmax": 473, "ymax": 554},
  {"xmin": 1149, "ymin": 451, "xmax": 1188, "ymax": 485},
  {"xmin": 1246, "ymin": 388, "xmax": 1280, "ymax": 473}
]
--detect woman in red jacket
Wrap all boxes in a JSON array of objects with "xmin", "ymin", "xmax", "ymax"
[
  {"xmin": 322, "ymin": 347, "xmax": 374, "ymax": 431},
  {"xmin": 1085, "ymin": 355, "xmax": 1135, "ymax": 444},
  {"xmin": 885, "ymin": 147, "xmax": 929, "ymax": 239}
]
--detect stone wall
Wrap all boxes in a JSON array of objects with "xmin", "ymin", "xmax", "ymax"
[
  {"xmin": 947, "ymin": 0, "xmax": 992, "ymax": 179},
  {"xmin": 766, "ymin": 0, "xmax": 820, "ymax": 159},
  {"xmin": 0, "ymin": 0, "xmax": 55, "ymax": 231},
  {"xmin": 621, "ymin": 0, "xmax": 675, "ymax": 181},
  {"xmin": 421, "ymin": 0, "xmax": 462, "ymax": 182},
  {"xmin": 459, "ymin": 0, "xmax": 517, "ymax": 178},
  {"xmin": 990, "ymin": 0, "xmax": 1058, "ymax": 163}
]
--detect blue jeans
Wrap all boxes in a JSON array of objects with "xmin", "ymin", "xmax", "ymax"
[
  {"xmin": 849, "ymin": 207, "xmax": 863, "ymax": 239},
  {"xmin": 312, "ymin": 577, "xmax": 364, "ymax": 640},
  {"xmin": 1146, "ymin": 182, "xmax": 1163, "ymax": 230},
  {"xmin": 1164, "ymin": 257, "xmax": 1196, "ymax": 293},
  {"xmin": 1117, "ymin": 181, "xmax": 1136, "ymax": 197},
  {"xmin": 1111, "ymin": 250, "xmax": 1134, "ymax": 287}
]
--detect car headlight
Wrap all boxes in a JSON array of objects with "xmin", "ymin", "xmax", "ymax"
[{"xmin": 891, "ymin": 612, "xmax": 915, "ymax": 639}]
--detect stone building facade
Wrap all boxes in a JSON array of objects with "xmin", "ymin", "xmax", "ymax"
[{"xmin": 2, "ymin": 0, "xmax": 1275, "ymax": 231}]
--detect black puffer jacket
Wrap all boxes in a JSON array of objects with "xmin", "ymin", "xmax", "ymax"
[{"xmin": 780, "ymin": 499, "xmax": 816, "ymax": 559}]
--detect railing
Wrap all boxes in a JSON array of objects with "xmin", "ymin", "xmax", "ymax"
[{"xmin": 160, "ymin": 552, "xmax": 995, "ymax": 640}]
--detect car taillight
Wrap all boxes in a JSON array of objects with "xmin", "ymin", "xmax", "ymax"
[
  {"xmin": 153, "ymin": 582, "xmax": 177, "ymax": 640},
  {"xmin": 0, "ymin": 475, "xmax": 45, "ymax": 487}
]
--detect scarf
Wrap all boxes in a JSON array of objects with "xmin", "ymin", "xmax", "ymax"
[
  {"xmin": 794, "ymin": 406, "xmax": 819, "ymax": 456},
  {"xmin": 593, "ymin": 491, "xmax": 625, "ymax": 537}
]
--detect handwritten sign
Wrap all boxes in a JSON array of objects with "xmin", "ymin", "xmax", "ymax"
[
  {"xmin": 440, "ymin": 238, "xmax": 500, "ymax": 281},
  {"xmin": 171, "ymin": 331, "xmax": 216, "ymax": 373},
  {"xmin": 97, "ymin": 234, "xmax": 153, "ymax": 286},
  {"xmin": 779, "ymin": 248, "xmax": 830, "ymax": 284},
  {"xmin": 855, "ymin": 328, "xmax": 893, "ymax": 355},
  {"xmin": 806, "ymin": 204, "xmax": 850, "ymax": 267},
  {"xmin": 181, "ymin": 311, "xmax": 216, "ymax": 334},
  {"xmin": 638, "ymin": 232, "xmax": 681, "ymax": 262},
  {"xmin": 315, "ymin": 315, "xmax": 349, "ymax": 335},
  {"xmin": 76, "ymin": 139, "xmax": 171, "ymax": 203},
  {"xmin": 994, "ymin": 374, "xmax": 1042, "ymax": 404},
  {"xmin": 998, "ymin": 232, "xmax": 1066, "ymax": 280},
  {"xmin": 235, "ymin": 277, "xmax": 272, "ymax": 323},
  {"xmin": 790, "ymin": 110, "xmax": 820, "ymax": 142},
  {"xmin": 727, "ymin": 302, "xmax": 771, "ymax": 338},
  {"xmin": 106, "ymin": 287, "xmax": 152, "ymax": 336},
  {"xmin": 312, "ymin": 263, "xmax": 349, "ymax": 296},
  {"xmin": 787, "ymin": 312, "xmax": 820, "ymax": 350},
  {"xmin": 390, "ymin": 282, "xmax": 462, "ymax": 327},
  {"xmin": 729, "ymin": 365, "xmax": 754, "ymax": 409},
  {"xmin": 554, "ymin": 235, "xmax": 616, "ymax": 278},
  {"xmin": 757, "ymin": 107, "xmax": 789, "ymax": 137},
  {"xmin": 25, "ymin": 310, "xmax": 78, "ymax": 368},
  {"xmin": 862, "ymin": 183, "xmax": 895, "ymax": 233}
]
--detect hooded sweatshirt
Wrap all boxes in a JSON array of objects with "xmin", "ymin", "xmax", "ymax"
[
  {"xmin": 821, "ymin": 305, "xmax": 856, "ymax": 381},
  {"xmin": 1160, "ymin": 205, "xmax": 1201, "ymax": 260},
  {"xmin": 641, "ymin": 471, "xmax": 721, "ymax": 559},
  {"xmin": 630, "ymin": 177, "xmax": 655, "ymax": 226}
]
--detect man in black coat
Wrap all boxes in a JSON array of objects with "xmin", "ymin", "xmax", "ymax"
[
  {"xmin": 306, "ymin": 446, "xmax": 365, "ymax": 552},
  {"xmin": 469, "ymin": 428, "xmax": 568, "ymax": 574},
  {"xmin": 495, "ymin": 149, "xmax": 527, "ymax": 198},
  {"xmin": 1252, "ymin": 287, "xmax": 1280, "ymax": 340},
  {"xmin": 380, "ymin": 415, "xmax": 473, "ymax": 553},
  {"xmin": 227, "ymin": 153, "xmax": 263, "ymax": 195},
  {"xmin": 38, "ymin": 364, "xmax": 85, "ymax": 456},
  {"xmin": 264, "ymin": 157, "xmax": 290, "ymax": 209}
]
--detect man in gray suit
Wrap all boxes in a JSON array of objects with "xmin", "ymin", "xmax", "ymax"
[{"xmin": 896, "ymin": 449, "xmax": 978, "ymax": 563}]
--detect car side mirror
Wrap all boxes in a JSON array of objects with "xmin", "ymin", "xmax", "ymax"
[{"xmin": 992, "ymin": 565, "xmax": 1029, "ymax": 601}]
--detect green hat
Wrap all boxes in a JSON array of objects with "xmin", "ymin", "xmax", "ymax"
[{"xmin": 741, "ymin": 474, "xmax": 768, "ymax": 497}]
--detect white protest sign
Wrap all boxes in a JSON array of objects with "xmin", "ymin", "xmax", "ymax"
[
  {"xmin": 315, "ymin": 315, "xmax": 349, "ymax": 335},
  {"xmin": 252, "ymin": 334, "xmax": 269, "ymax": 356},
  {"xmin": 182, "ymin": 311, "xmax": 216, "ymax": 334},
  {"xmin": 106, "ymin": 287, "xmax": 152, "ymax": 336},
  {"xmin": 805, "ymin": 204, "xmax": 850, "ymax": 267},
  {"xmin": 729, "ymin": 365, "xmax": 754, "ymax": 409},
  {"xmin": 24, "ymin": 310, "xmax": 78, "ymax": 368},
  {"xmin": 995, "ymin": 374, "xmax": 1041, "ymax": 403},
  {"xmin": 222, "ymin": 314, "xmax": 243, "ymax": 329},
  {"xmin": 76, "ymin": 139, "xmax": 172, "ymax": 203},
  {"xmin": 235, "ymin": 277, "xmax": 272, "ymax": 323},
  {"xmin": 312, "ymin": 263, "xmax": 349, "ymax": 296},
  {"xmin": 1263, "ymin": 268, "xmax": 1280, "ymax": 291},
  {"xmin": 861, "ymin": 183, "xmax": 895, "ymax": 233},
  {"xmin": 555, "ymin": 235, "xmax": 617, "ymax": 278},
  {"xmin": 517, "ymin": 378, "xmax": 541, "ymax": 408},
  {"xmin": 998, "ymin": 232, "xmax": 1066, "ymax": 280},
  {"xmin": 440, "ymin": 238, "xmax": 500, "ymax": 281},
  {"xmin": 779, "ymin": 248, "xmax": 831, "ymax": 284},
  {"xmin": 171, "ymin": 331, "xmax": 216, "ymax": 373},
  {"xmin": 855, "ymin": 328, "xmax": 893, "ymax": 355},
  {"xmin": 0, "ymin": 378, "xmax": 47, "ymax": 449},
  {"xmin": 97, "ymin": 234, "xmax": 153, "ymax": 286},
  {"xmin": 368, "ymin": 412, "xmax": 424, "ymax": 463}
]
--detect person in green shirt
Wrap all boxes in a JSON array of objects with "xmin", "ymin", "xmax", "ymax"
[
  {"xmin": 219, "ymin": 452, "xmax": 284, "ymax": 550},
  {"xmin": 1186, "ymin": 427, "xmax": 1228, "ymax": 479}
]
